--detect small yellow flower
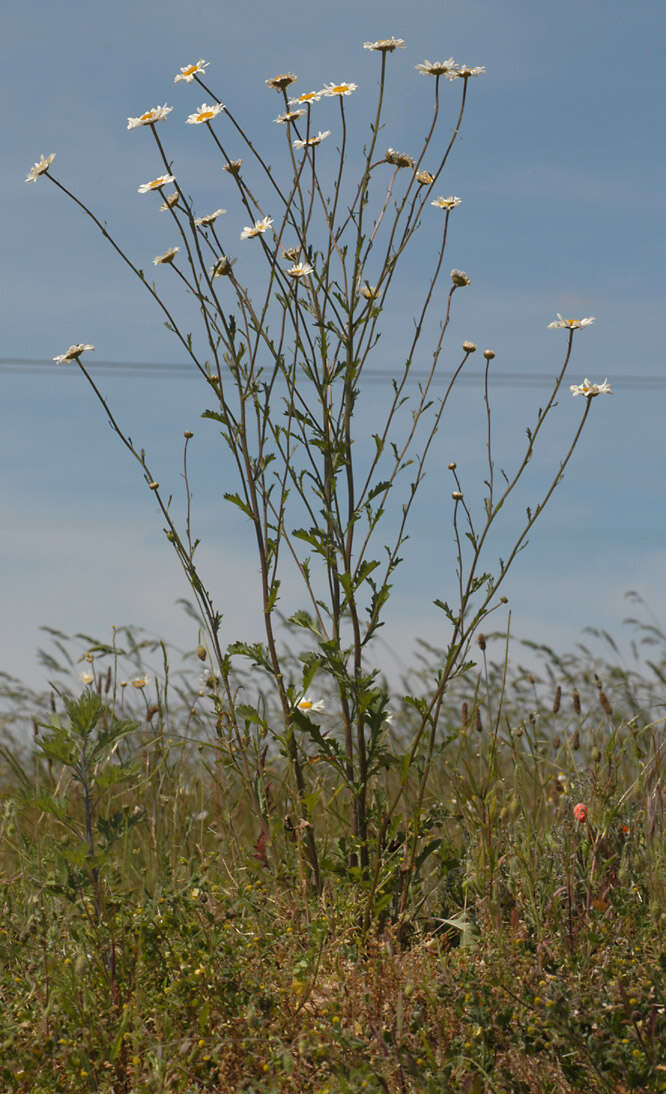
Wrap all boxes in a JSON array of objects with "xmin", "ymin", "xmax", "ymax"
[
  {"xmin": 127, "ymin": 104, "xmax": 172, "ymax": 130},
  {"xmin": 240, "ymin": 215, "xmax": 273, "ymax": 240},
  {"xmin": 174, "ymin": 59, "xmax": 209, "ymax": 84},
  {"xmin": 153, "ymin": 246, "xmax": 179, "ymax": 266},
  {"xmin": 321, "ymin": 81, "xmax": 358, "ymax": 97},
  {"xmin": 138, "ymin": 174, "xmax": 175, "ymax": 193},
  {"xmin": 288, "ymin": 90, "xmax": 321, "ymax": 106},
  {"xmin": 265, "ymin": 73, "xmax": 297, "ymax": 91},
  {"xmin": 53, "ymin": 343, "xmax": 95, "ymax": 364},
  {"xmin": 25, "ymin": 152, "xmax": 56, "ymax": 183},
  {"xmin": 363, "ymin": 38, "xmax": 406, "ymax": 53},
  {"xmin": 431, "ymin": 195, "xmax": 461, "ymax": 210},
  {"xmin": 186, "ymin": 102, "xmax": 225, "ymax": 125}
]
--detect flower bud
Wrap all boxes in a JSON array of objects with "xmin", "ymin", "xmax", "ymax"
[
  {"xmin": 451, "ymin": 490, "xmax": 463, "ymax": 500},
  {"xmin": 448, "ymin": 461, "xmax": 457, "ymax": 470},
  {"xmin": 483, "ymin": 349, "xmax": 495, "ymax": 360},
  {"xmin": 184, "ymin": 430, "xmax": 194, "ymax": 439},
  {"xmin": 462, "ymin": 340, "xmax": 477, "ymax": 353}
]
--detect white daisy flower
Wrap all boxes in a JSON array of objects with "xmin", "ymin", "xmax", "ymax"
[
  {"xmin": 160, "ymin": 192, "xmax": 179, "ymax": 210},
  {"xmin": 53, "ymin": 343, "xmax": 95, "ymax": 365},
  {"xmin": 194, "ymin": 208, "xmax": 226, "ymax": 227},
  {"xmin": 431, "ymin": 195, "xmax": 461, "ymax": 210},
  {"xmin": 274, "ymin": 109, "xmax": 306, "ymax": 124},
  {"xmin": 451, "ymin": 64, "xmax": 485, "ymax": 80},
  {"xmin": 297, "ymin": 693, "xmax": 326, "ymax": 714},
  {"xmin": 293, "ymin": 130, "xmax": 331, "ymax": 150},
  {"xmin": 288, "ymin": 90, "xmax": 322, "ymax": 106},
  {"xmin": 186, "ymin": 102, "xmax": 225, "ymax": 125},
  {"xmin": 547, "ymin": 313, "xmax": 595, "ymax": 330},
  {"xmin": 287, "ymin": 261, "xmax": 314, "ymax": 278},
  {"xmin": 363, "ymin": 38, "xmax": 406, "ymax": 53},
  {"xmin": 79, "ymin": 671, "xmax": 94, "ymax": 686},
  {"xmin": 240, "ymin": 215, "xmax": 273, "ymax": 240},
  {"xmin": 127, "ymin": 104, "xmax": 172, "ymax": 130},
  {"xmin": 153, "ymin": 246, "xmax": 179, "ymax": 266},
  {"xmin": 132, "ymin": 676, "xmax": 150, "ymax": 689},
  {"xmin": 25, "ymin": 153, "xmax": 55, "ymax": 183},
  {"xmin": 570, "ymin": 378, "xmax": 613, "ymax": 398},
  {"xmin": 138, "ymin": 174, "xmax": 175, "ymax": 193},
  {"xmin": 321, "ymin": 81, "xmax": 358, "ymax": 97},
  {"xmin": 450, "ymin": 269, "xmax": 470, "ymax": 286},
  {"xmin": 360, "ymin": 283, "xmax": 379, "ymax": 300},
  {"xmin": 174, "ymin": 59, "xmax": 209, "ymax": 83},
  {"xmin": 415, "ymin": 58, "xmax": 456, "ymax": 77},
  {"xmin": 265, "ymin": 73, "xmax": 297, "ymax": 91},
  {"xmin": 385, "ymin": 147, "xmax": 414, "ymax": 168}
]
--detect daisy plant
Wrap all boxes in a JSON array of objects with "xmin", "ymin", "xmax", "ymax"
[{"xmin": 28, "ymin": 38, "xmax": 610, "ymax": 921}]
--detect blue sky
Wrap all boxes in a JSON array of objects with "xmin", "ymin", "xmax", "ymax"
[{"xmin": 3, "ymin": 0, "xmax": 665, "ymax": 688}]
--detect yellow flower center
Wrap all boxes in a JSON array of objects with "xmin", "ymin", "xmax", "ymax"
[
  {"xmin": 300, "ymin": 700, "xmax": 313, "ymax": 709},
  {"xmin": 183, "ymin": 65, "xmax": 198, "ymax": 76},
  {"xmin": 198, "ymin": 111, "xmax": 215, "ymax": 121},
  {"xmin": 298, "ymin": 92, "xmax": 317, "ymax": 102},
  {"xmin": 332, "ymin": 85, "xmax": 347, "ymax": 93},
  {"xmin": 141, "ymin": 111, "xmax": 155, "ymax": 122}
]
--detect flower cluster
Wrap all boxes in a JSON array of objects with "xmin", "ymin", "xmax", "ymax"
[{"xmin": 416, "ymin": 59, "xmax": 484, "ymax": 79}]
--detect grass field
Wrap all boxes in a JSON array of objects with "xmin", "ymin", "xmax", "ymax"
[{"xmin": 0, "ymin": 618, "xmax": 663, "ymax": 1093}]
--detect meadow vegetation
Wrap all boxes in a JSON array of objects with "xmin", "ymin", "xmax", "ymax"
[{"xmin": 0, "ymin": 610, "xmax": 663, "ymax": 1092}]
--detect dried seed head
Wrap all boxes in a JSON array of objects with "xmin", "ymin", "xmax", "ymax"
[
  {"xmin": 572, "ymin": 689, "xmax": 581, "ymax": 715},
  {"xmin": 149, "ymin": 481, "xmax": 159, "ymax": 490},
  {"xmin": 500, "ymin": 595, "xmax": 508, "ymax": 604},
  {"xmin": 184, "ymin": 429, "xmax": 194, "ymax": 439},
  {"xmin": 552, "ymin": 685, "xmax": 561, "ymax": 714},
  {"xmin": 476, "ymin": 633, "xmax": 486, "ymax": 651},
  {"xmin": 462, "ymin": 340, "xmax": 477, "ymax": 353},
  {"xmin": 475, "ymin": 708, "xmax": 483, "ymax": 733},
  {"xmin": 529, "ymin": 712, "xmax": 536, "ymax": 727},
  {"xmin": 552, "ymin": 734, "xmax": 561, "ymax": 750},
  {"xmin": 461, "ymin": 701, "xmax": 469, "ymax": 728},
  {"xmin": 223, "ymin": 159, "xmax": 242, "ymax": 174},
  {"xmin": 196, "ymin": 644, "xmax": 207, "ymax": 662},
  {"xmin": 571, "ymin": 729, "xmax": 580, "ymax": 751},
  {"xmin": 483, "ymin": 349, "xmax": 495, "ymax": 360},
  {"xmin": 599, "ymin": 691, "xmax": 613, "ymax": 716},
  {"xmin": 528, "ymin": 673, "xmax": 536, "ymax": 685},
  {"xmin": 594, "ymin": 673, "xmax": 602, "ymax": 690},
  {"xmin": 448, "ymin": 461, "xmax": 457, "ymax": 470},
  {"xmin": 146, "ymin": 704, "xmax": 159, "ymax": 722},
  {"xmin": 450, "ymin": 268, "xmax": 471, "ymax": 287},
  {"xmin": 451, "ymin": 490, "xmax": 463, "ymax": 500}
]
